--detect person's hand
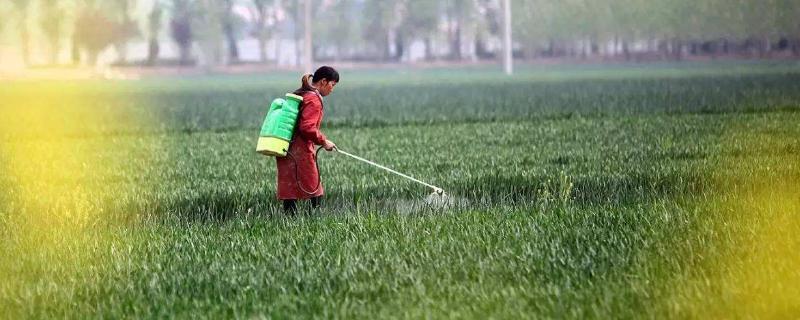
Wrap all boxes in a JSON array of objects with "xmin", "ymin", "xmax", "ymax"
[{"xmin": 323, "ymin": 139, "xmax": 336, "ymax": 151}]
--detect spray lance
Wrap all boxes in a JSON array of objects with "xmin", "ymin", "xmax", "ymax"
[
  {"xmin": 332, "ymin": 147, "xmax": 445, "ymax": 196},
  {"xmin": 256, "ymin": 93, "xmax": 446, "ymax": 200}
]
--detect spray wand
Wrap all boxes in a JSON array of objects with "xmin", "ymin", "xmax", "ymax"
[{"xmin": 333, "ymin": 147, "xmax": 445, "ymax": 195}]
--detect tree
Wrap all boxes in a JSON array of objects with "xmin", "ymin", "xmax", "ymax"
[
  {"xmin": 10, "ymin": 0, "xmax": 31, "ymax": 66},
  {"xmin": 443, "ymin": 0, "xmax": 478, "ymax": 60},
  {"xmin": 473, "ymin": 0, "xmax": 501, "ymax": 60},
  {"xmin": 316, "ymin": 0, "xmax": 364, "ymax": 61},
  {"xmin": 400, "ymin": 0, "xmax": 439, "ymax": 61},
  {"xmin": 249, "ymin": 0, "xmax": 274, "ymax": 63},
  {"xmin": 283, "ymin": 0, "xmax": 301, "ymax": 65},
  {"xmin": 512, "ymin": 0, "xmax": 557, "ymax": 57},
  {"xmin": 73, "ymin": 6, "xmax": 116, "ymax": 65},
  {"xmin": 39, "ymin": 0, "xmax": 65, "ymax": 65},
  {"xmin": 109, "ymin": 0, "xmax": 139, "ymax": 64},
  {"xmin": 147, "ymin": 1, "xmax": 163, "ymax": 66},
  {"xmin": 222, "ymin": 0, "xmax": 241, "ymax": 64},
  {"xmin": 781, "ymin": 0, "xmax": 800, "ymax": 55},
  {"xmin": 363, "ymin": 0, "xmax": 404, "ymax": 61},
  {"xmin": 302, "ymin": 0, "xmax": 311, "ymax": 72},
  {"xmin": 742, "ymin": 0, "xmax": 783, "ymax": 57},
  {"xmin": 194, "ymin": 0, "xmax": 226, "ymax": 67},
  {"xmin": 170, "ymin": 0, "xmax": 194, "ymax": 65}
]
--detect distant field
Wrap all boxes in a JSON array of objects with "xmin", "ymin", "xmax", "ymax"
[
  {"xmin": 1, "ymin": 62, "xmax": 799, "ymax": 318},
  {"xmin": 3, "ymin": 60, "xmax": 800, "ymax": 134}
]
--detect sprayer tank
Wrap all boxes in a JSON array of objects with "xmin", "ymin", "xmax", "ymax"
[{"xmin": 256, "ymin": 93, "xmax": 303, "ymax": 157}]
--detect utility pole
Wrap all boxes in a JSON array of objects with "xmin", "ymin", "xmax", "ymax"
[
  {"xmin": 303, "ymin": 0, "xmax": 313, "ymax": 74},
  {"xmin": 502, "ymin": 0, "xmax": 513, "ymax": 75}
]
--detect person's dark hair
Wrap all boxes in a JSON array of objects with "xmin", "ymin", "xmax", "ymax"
[{"xmin": 294, "ymin": 66, "xmax": 340, "ymax": 95}]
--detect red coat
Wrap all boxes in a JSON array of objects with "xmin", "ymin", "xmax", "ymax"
[{"xmin": 275, "ymin": 91, "xmax": 327, "ymax": 199}]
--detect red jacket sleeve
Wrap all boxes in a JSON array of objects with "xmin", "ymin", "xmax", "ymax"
[{"xmin": 297, "ymin": 94, "xmax": 327, "ymax": 145}]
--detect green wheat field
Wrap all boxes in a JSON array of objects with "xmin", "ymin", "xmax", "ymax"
[{"xmin": 1, "ymin": 61, "xmax": 799, "ymax": 318}]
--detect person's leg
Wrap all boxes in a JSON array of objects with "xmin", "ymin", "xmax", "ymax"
[
  {"xmin": 283, "ymin": 199, "xmax": 297, "ymax": 214},
  {"xmin": 310, "ymin": 196, "xmax": 322, "ymax": 209}
]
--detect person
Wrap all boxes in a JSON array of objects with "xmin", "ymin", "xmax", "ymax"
[{"xmin": 276, "ymin": 66, "xmax": 339, "ymax": 214}]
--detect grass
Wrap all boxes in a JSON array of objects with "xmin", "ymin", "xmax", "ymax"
[{"xmin": 1, "ymin": 61, "xmax": 799, "ymax": 318}]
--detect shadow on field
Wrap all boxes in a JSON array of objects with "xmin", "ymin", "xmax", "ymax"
[
  {"xmin": 150, "ymin": 191, "xmax": 282, "ymax": 223},
  {"xmin": 145, "ymin": 171, "xmax": 711, "ymax": 223},
  {"xmin": 154, "ymin": 188, "xmax": 453, "ymax": 223}
]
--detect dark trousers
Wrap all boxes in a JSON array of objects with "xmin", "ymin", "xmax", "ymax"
[{"xmin": 283, "ymin": 196, "xmax": 322, "ymax": 214}]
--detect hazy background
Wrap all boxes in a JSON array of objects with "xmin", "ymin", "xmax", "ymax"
[{"xmin": 1, "ymin": 0, "xmax": 799, "ymax": 76}]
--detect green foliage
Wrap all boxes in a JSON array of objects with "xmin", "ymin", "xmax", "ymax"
[
  {"xmin": 38, "ymin": 0, "xmax": 64, "ymax": 64},
  {"xmin": 73, "ymin": 7, "xmax": 116, "ymax": 64},
  {"xmin": 71, "ymin": 0, "xmax": 140, "ymax": 65},
  {"xmin": 1, "ymin": 62, "xmax": 800, "ymax": 317},
  {"xmin": 9, "ymin": 0, "xmax": 31, "ymax": 65},
  {"xmin": 512, "ymin": 0, "xmax": 800, "ymax": 55},
  {"xmin": 315, "ymin": 0, "xmax": 365, "ymax": 58},
  {"xmin": 400, "ymin": 0, "xmax": 439, "ymax": 39},
  {"xmin": 169, "ymin": 0, "xmax": 194, "ymax": 64}
]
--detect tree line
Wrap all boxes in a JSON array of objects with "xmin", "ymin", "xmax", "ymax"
[
  {"xmin": 513, "ymin": 0, "xmax": 800, "ymax": 60},
  {"xmin": 2, "ymin": 0, "xmax": 799, "ymax": 68}
]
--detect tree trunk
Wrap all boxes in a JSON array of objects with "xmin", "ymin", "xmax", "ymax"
[
  {"xmin": 722, "ymin": 38, "xmax": 729, "ymax": 55},
  {"xmin": 580, "ymin": 39, "xmax": 587, "ymax": 59},
  {"xmin": 474, "ymin": 38, "xmax": 482, "ymax": 59},
  {"xmin": 49, "ymin": 37, "xmax": 59, "ymax": 65},
  {"xmin": 657, "ymin": 39, "xmax": 669, "ymax": 59},
  {"xmin": 20, "ymin": 27, "xmax": 30, "ymax": 67},
  {"xmin": 303, "ymin": 0, "xmax": 312, "ymax": 73},
  {"xmin": 424, "ymin": 37, "xmax": 433, "ymax": 61},
  {"xmin": 394, "ymin": 32, "xmax": 404, "ymax": 61},
  {"xmin": 747, "ymin": 38, "xmax": 758, "ymax": 57},
  {"xmin": 88, "ymin": 50, "xmax": 99, "ymax": 66},
  {"xmin": 147, "ymin": 3, "xmax": 162, "ymax": 67},
  {"xmin": 475, "ymin": 37, "xmax": 494, "ymax": 60},
  {"xmin": 273, "ymin": 0, "xmax": 283, "ymax": 64},
  {"xmin": 258, "ymin": 36, "xmax": 268, "ymax": 63},
  {"xmin": 179, "ymin": 45, "xmax": 191, "ymax": 66},
  {"xmin": 672, "ymin": 38, "xmax": 682, "ymax": 61},
  {"xmin": 147, "ymin": 38, "xmax": 159, "ymax": 66},
  {"xmin": 385, "ymin": 29, "xmax": 393, "ymax": 61},
  {"xmin": 622, "ymin": 40, "xmax": 630, "ymax": 61},
  {"xmin": 526, "ymin": 42, "xmax": 537, "ymax": 59},
  {"xmin": 333, "ymin": 44, "xmax": 340, "ymax": 62},
  {"xmin": 452, "ymin": 26, "xmax": 462, "ymax": 60},
  {"xmin": 710, "ymin": 40, "xmax": 718, "ymax": 60},
  {"xmin": 274, "ymin": 35, "xmax": 282, "ymax": 65},
  {"xmin": 114, "ymin": 43, "xmax": 127, "ymax": 64},
  {"xmin": 759, "ymin": 35, "xmax": 770, "ymax": 58},
  {"xmin": 294, "ymin": 33, "xmax": 301, "ymax": 66},
  {"xmin": 71, "ymin": 35, "xmax": 80, "ymax": 65},
  {"xmin": 294, "ymin": 1, "xmax": 302, "ymax": 67},
  {"xmin": 225, "ymin": 23, "xmax": 239, "ymax": 64}
]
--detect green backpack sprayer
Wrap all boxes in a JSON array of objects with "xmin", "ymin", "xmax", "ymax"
[
  {"xmin": 256, "ymin": 93, "xmax": 449, "ymax": 205},
  {"xmin": 256, "ymin": 93, "xmax": 304, "ymax": 157}
]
